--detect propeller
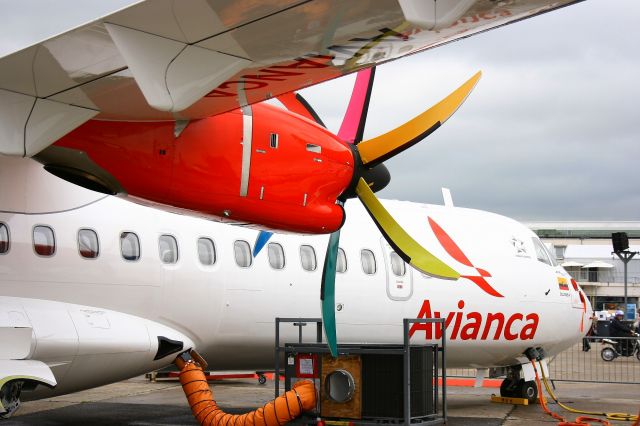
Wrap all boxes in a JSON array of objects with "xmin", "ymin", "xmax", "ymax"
[{"xmin": 273, "ymin": 69, "xmax": 481, "ymax": 356}]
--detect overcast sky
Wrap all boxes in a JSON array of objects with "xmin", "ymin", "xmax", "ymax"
[
  {"xmin": 300, "ymin": 0, "xmax": 640, "ymax": 221},
  {"xmin": 1, "ymin": 0, "xmax": 638, "ymax": 221}
]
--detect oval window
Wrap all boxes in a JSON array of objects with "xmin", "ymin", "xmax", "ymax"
[
  {"xmin": 120, "ymin": 232, "xmax": 141, "ymax": 261},
  {"xmin": 198, "ymin": 237, "xmax": 216, "ymax": 265},
  {"xmin": 300, "ymin": 245, "xmax": 317, "ymax": 271},
  {"xmin": 0, "ymin": 223, "xmax": 9, "ymax": 254},
  {"xmin": 159, "ymin": 234, "xmax": 178, "ymax": 264},
  {"xmin": 234, "ymin": 240, "xmax": 252, "ymax": 267},
  {"xmin": 78, "ymin": 229, "xmax": 99, "ymax": 259},
  {"xmin": 390, "ymin": 251, "xmax": 406, "ymax": 276},
  {"xmin": 268, "ymin": 242, "xmax": 285, "ymax": 269},
  {"xmin": 33, "ymin": 225, "xmax": 55, "ymax": 257},
  {"xmin": 336, "ymin": 248, "xmax": 347, "ymax": 273},
  {"xmin": 361, "ymin": 249, "xmax": 376, "ymax": 275}
]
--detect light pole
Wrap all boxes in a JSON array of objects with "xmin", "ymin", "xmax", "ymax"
[{"xmin": 612, "ymin": 232, "xmax": 639, "ymax": 319}]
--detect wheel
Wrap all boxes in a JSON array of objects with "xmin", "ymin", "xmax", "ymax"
[
  {"xmin": 258, "ymin": 374, "xmax": 267, "ymax": 385},
  {"xmin": 0, "ymin": 381, "xmax": 23, "ymax": 419},
  {"xmin": 636, "ymin": 349, "xmax": 640, "ymax": 361},
  {"xmin": 500, "ymin": 378, "xmax": 517, "ymax": 398},
  {"xmin": 518, "ymin": 380, "xmax": 538, "ymax": 404},
  {"xmin": 601, "ymin": 347, "xmax": 616, "ymax": 362}
]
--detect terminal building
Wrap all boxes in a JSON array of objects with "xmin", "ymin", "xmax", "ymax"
[{"xmin": 527, "ymin": 221, "xmax": 640, "ymax": 319}]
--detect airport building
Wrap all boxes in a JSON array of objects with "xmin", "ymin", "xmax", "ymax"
[{"xmin": 527, "ymin": 221, "xmax": 640, "ymax": 318}]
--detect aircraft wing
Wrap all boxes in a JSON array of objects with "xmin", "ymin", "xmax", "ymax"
[{"xmin": 0, "ymin": 0, "xmax": 580, "ymax": 157}]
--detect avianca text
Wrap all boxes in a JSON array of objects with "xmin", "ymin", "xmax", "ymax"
[{"xmin": 409, "ymin": 299, "xmax": 539, "ymax": 341}]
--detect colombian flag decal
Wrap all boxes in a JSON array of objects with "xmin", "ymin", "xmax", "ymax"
[{"xmin": 558, "ymin": 277, "xmax": 569, "ymax": 291}]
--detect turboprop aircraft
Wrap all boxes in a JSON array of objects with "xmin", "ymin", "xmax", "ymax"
[
  {"xmin": 0, "ymin": 0, "xmax": 576, "ymax": 353},
  {"xmin": 0, "ymin": 0, "xmax": 585, "ymax": 356},
  {"xmin": 0, "ymin": 0, "xmax": 591, "ymax": 419},
  {"xmin": 0, "ymin": 155, "xmax": 591, "ymax": 417}
]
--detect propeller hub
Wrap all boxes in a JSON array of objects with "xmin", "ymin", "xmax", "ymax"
[{"xmin": 339, "ymin": 144, "xmax": 390, "ymax": 201}]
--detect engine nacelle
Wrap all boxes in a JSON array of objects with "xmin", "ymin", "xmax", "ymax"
[
  {"xmin": 0, "ymin": 296, "xmax": 195, "ymax": 401},
  {"xmin": 41, "ymin": 103, "xmax": 355, "ymax": 234}
]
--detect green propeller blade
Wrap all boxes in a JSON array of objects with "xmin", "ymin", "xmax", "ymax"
[{"xmin": 321, "ymin": 229, "xmax": 340, "ymax": 357}]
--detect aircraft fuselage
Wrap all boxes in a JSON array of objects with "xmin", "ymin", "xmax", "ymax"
[{"xmin": 0, "ymin": 157, "xmax": 589, "ymax": 399}]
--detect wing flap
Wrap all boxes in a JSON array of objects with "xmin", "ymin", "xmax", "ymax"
[
  {"xmin": 105, "ymin": 23, "xmax": 251, "ymax": 112},
  {"xmin": 0, "ymin": 89, "xmax": 98, "ymax": 157}
]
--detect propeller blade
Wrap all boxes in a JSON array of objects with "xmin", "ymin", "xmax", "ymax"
[
  {"xmin": 355, "ymin": 178, "xmax": 459, "ymax": 280},
  {"xmin": 337, "ymin": 67, "xmax": 376, "ymax": 144},
  {"xmin": 252, "ymin": 231, "xmax": 273, "ymax": 257},
  {"xmin": 321, "ymin": 230, "xmax": 340, "ymax": 357},
  {"xmin": 276, "ymin": 92, "xmax": 326, "ymax": 127},
  {"xmin": 357, "ymin": 71, "xmax": 481, "ymax": 167}
]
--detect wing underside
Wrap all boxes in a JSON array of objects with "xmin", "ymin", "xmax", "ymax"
[{"xmin": 0, "ymin": 0, "xmax": 581, "ymax": 157}]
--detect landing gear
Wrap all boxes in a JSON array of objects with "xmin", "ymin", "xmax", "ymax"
[
  {"xmin": 500, "ymin": 376, "xmax": 518, "ymax": 397},
  {"xmin": 0, "ymin": 380, "xmax": 23, "ymax": 419},
  {"xmin": 499, "ymin": 365, "xmax": 539, "ymax": 404},
  {"xmin": 519, "ymin": 380, "xmax": 538, "ymax": 403},
  {"xmin": 500, "ymin": 378, "xmax": 538, "ymax": 403}
]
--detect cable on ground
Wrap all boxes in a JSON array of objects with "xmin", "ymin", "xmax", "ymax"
[{"xmin": 532, "ymin": 359, "xmax": 638, "ymax": 425}]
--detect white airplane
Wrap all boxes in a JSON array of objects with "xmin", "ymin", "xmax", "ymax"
[
  {"xmin": 0, "ymin": 155, "xmax": 590, "ymax": 416},
  {"xmin": 0, "ymin": 0, "xmax": 591, "ymax": 419}
]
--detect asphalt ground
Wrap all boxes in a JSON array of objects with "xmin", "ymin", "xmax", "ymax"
[{"xmin": 5, "ymin": 375, "xmax": 639, "ymax": 425}]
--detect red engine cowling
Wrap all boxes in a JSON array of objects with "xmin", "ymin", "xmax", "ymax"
[{"xmin": 45, "ymin": 103, "xmax": 355, "ymax": 234}]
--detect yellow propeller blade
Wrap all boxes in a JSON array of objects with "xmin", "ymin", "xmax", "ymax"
[
  {"xmin": 357, "ymin": 71, "xmax": 481, "ymax": 167},
  {"xmin": 355, "ymin": 178, "xmax": 459, "ymax": 280}
]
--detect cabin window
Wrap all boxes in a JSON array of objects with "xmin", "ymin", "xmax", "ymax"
[
  {"xmin": 198, "ymin": 237, "xmax": 216, "ymax": 265},
  {"xmin": 532, "ymin": 237, "xmax": 552, "ymax": 266},
  {"xmin": 33, "ymin": 225, "xmax": 55, "ymax": 257},
  {"xmin": 120, "ymin": 232, "xmax": 141, "ymax": 261},
  {"xmin": 300, "ymin": 245, "xmax": 317, "ymax": 271},
  {"xmin": 268, "ymin": 243, "xmax": 285, "ymax": 269},
  {"xmin": 159, "ymin": 234, "xmax": 178, "ymax": 264},
  {"xmin": 234, "ymin": 240, "xmax": 252, "ymax": 267},
  {"xmin": 336, "ymin": 248, "xmax": 347, "ymax": 273},
  {"xmin": 361, "ymin": 249, "xmax": 376, "ymax": 275},
  {"xmin": 543, "ymin": 243, "xmax": 558, "ymax": 266},
  {"xmin": 390, "ymin": 251, "xmax": 406, "ymax": 276},
  {"xmin": 0, "ymin": 223, "xmax": 9, "ymax": 254},
  {"xmin": 78, "ymin": 229, "xmax": 99, "ymax": 259}
]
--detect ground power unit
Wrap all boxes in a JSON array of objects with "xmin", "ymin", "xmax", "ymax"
[{"xmin": 281, "ymin": 343, "xmax": 442, "ymax": 425}]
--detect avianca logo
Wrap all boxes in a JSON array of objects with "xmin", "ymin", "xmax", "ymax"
[
  {"xmin": 428, "ymin": 217, "xmax": 503, "ymax": 297},
  {"xmin": 410, "ymin": 299, "xmax": 539, "ymax": 341}
]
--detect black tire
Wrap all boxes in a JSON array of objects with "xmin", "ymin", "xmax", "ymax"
[
  {"xmin": 500, "ymin": 378, "xmax": 516, "ymax": 398},
  {"xmin": 518, "ymin": 380, "xmax": 538, "ymax": 404},
  {"xmin": 636, "ymin": 350, "xmax": 640, "ymax": 361},
  {"xmin": 601, "ymin": 347, "xmax": 616, "ymax": 362},
  {"xmin": 258, "ymin": 374, "xmax": 267, "ymax": 385}
]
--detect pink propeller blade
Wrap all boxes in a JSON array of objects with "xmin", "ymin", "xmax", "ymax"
[{"xmin": 337, "ymin": 68, "xmax": 375, "ymax": 144}]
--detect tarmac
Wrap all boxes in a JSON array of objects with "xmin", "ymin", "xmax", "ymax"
[{"xmin": 4, "ymin": 375, "xmax": 639, "ymax": 425}]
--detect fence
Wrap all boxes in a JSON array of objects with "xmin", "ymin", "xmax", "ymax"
[
  {"xmin": 548, "ymin": 336, "xmax": 640, "ymax": 384},
  {"xmin": 445, "ymin": 337, "xmax": 640, "ymax": 385}
]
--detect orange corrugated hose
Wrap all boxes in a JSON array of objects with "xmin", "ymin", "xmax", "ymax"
[{"xmin": 175, "ymin": 354, "xmax": 316, "ymax": 426}]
